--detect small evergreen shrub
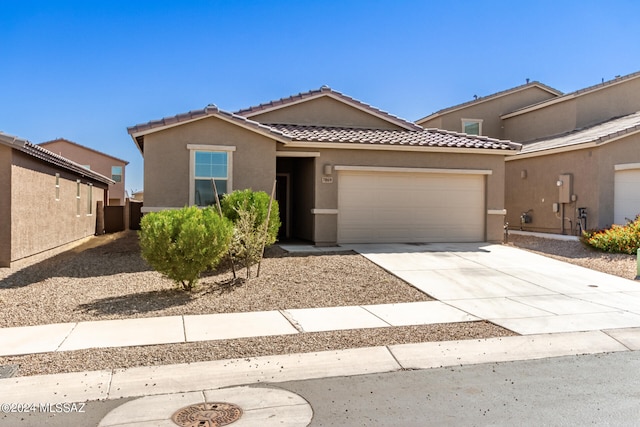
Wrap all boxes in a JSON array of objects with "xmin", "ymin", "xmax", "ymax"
[
  {"xmin": 221, "ymin": 189, "xmax": 280, "ymax": 277},
  {"xmin": 584, "ymin": 216, "xmax": 640, "ymax": 254},
  {"xmin": 221, "ymin": 189, "xmax": 281, "ymax": 247},
  {"xmin": 139, "ymin": 206, "xmax": 233, "ymax": 290}
]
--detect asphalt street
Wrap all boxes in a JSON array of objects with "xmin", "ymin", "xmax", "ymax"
[
  {"xmin": 276, "ymin": 351, "xmax": 640, "ymax": 427},
  {"xmin": 4, "ymin": 351, "xmax": 639, "ymax": 426}
]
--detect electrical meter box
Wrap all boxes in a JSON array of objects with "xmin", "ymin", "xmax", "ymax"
[{"xmin": 558, "ymin": 174, "xmax": 571, "ymax": 204}]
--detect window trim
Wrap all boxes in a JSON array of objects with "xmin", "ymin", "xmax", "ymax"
[
  {"xmin": 461, "ymin": 118, "xmax": 483, "ymax": 135},
  {"xmin": 76, "ymin": 180, "xmax": 81, "ymax": 217},
  {"xmin": 86, "ymin": 183, "xmax": 93, "ymax": 216},
  {"xmin": 111, "ymin": 166, "xmax": 123, "ymax": 183},
  {"xmin": 55, "ymin": 173, "xmax": 60, "ymax": 201},
  {"xmin": 187, "ymin": 145, "xmax": 236, "ymax": 206}
]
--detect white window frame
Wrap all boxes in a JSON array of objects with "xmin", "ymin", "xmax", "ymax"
[
  {"xmin": 187, "ymin": 144, "xmax": 236, "ymax": 206},
  {"xmin": 55, "ymin": 173, "xmax": 60, "ymax": 201},
  {"xmin": 86, "ymin": 183, "xmax": 93, "ymax": 215},
  {"xmin": 461, "ymin": 118, "xmax": 483, "ymax": 135},
  {"xmin": 111, "ymin": 166, "xmax": 123, "ymax": 183},
  {"xmin": 76, "ymin": 180, "xmax": 81, "ymax": 217}
]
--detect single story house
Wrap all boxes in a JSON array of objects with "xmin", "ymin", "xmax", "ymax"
[
  {"xmin": 39, "ymin": 138, "xmax": 129, "ymax": 206},
  {"xmin": 0, "ymin": 131, "xmax": 113, "ymax": 267},
  {"xmin": 418, "ymin": 71, "xmax": 640, "ymax": 234},
  {"xmin": 128, "ymin": 87, "xmax": 520, "ymax": 245}
]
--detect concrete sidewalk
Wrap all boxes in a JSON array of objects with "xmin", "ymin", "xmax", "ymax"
[
  {"xmin": 0, "ymin": 301, "xmax": 478, "ymax": 357},
  {"xmin": 0, "ymin": 329, "xmax": 638, "ymax": 425},
  {"xmin": 2, "ymin": 241, "xmax": 640, "ymax": 426}
]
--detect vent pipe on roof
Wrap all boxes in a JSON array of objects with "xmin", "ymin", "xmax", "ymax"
[
  {"xmin": 473, "ymin": 94, "xmax": 478, "ymax": 100},
  {"xmin": 526, "ymin": 78, "xmax": 530, "ymax": 84}
]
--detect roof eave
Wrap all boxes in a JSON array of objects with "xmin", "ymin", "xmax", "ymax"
[{"xmin": 417, "ymin": 82, "xmax": 563, "ymax": 124}]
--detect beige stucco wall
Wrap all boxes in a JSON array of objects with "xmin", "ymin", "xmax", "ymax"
[
  {"xmin": 143, "ymin": 116, "xmax": 277, "ymax": 209},
  {"xmin": 246, "ymin": 96, "xmax": 405, "ymax": 130},
  {"xmin": 9, "ymin": 151, "xmax": 106, "ymax": 264},
  {"xmin": 276, "ymin": 147, "xmax": 508, "ymax": 244},
  {"xmin": 418, "ymin": 86, "xmax": 559, "ymax": 139},
  {"xmin": 41, "ymin": 140, "xmax": 127, "ymax": 205},
  {"xmin": 0, "ymin": 145, "xmax": 12, "ymax": 266},
  {"xmin": 505, "ymin": 133, "xmax": 640, "ymax": 234},
  {"xmin": 504, "ymin": 77, "xmax": 640, "ymax": 143}
]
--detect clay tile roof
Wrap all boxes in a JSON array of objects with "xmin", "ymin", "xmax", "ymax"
[
  {"xmin": 234, "ymin": 86, "xmax": 423, "ymax": 131},
  {"xmin": 418, "ymin": 81, "xmax": 563, "ymax": 122},
  {"xmin": 127, "ymin": 105, "xmax": 291, "ymax": 152},
  {"xmin": 270, "ymin": 124, "xmax": 520, "ymax": 151},
  {"xmin": 0, "ymin": 131, "xmax": 114, "ymax": 185},
  {"xmin": 519, "ymin": 111, "xmax": 640, "ymax": 155}
]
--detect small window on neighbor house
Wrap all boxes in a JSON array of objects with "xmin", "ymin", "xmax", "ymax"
[
  {"xmin": 462, "ymin": 119, "xmax": 483, "ymax": 135},
  {"xmin": 111, "ymin": 166, "xmax": 122, "ymax": 182},
  {"xmin": 55, "ymin": 173, "xmax": 60, "ymax": 201},
  {"xmin": 76, "ymin": 180, "xmax": 81, "ymax": 216},
  {"xmin": 87, "ymin": 184, "xmax": 93, "ymax": 215}
]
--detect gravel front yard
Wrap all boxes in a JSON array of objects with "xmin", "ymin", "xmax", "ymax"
[
  {"xmin": 0, "ymin": 232, "xmax": 513, "ymax": 377},
  {"xmin": 2, "ymin": 231, "xmax": 634, "ymax": 377}
]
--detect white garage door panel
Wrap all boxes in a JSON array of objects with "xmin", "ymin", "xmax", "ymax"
[
  {"xmin": 338, "ymin": 171, "xmax": 485, "ymax": 243},
  {"xmin": 614, "ymin": 170, "xmax": 640, "ymax": 224}
]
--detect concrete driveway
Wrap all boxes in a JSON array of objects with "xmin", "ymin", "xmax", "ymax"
[{"xmin": 347, "ymin": 243, "xmax": 640, "ymax": 336}]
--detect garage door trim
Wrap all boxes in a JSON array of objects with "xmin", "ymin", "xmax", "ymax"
[{"xmin": 334, "ymin": 165, "xmax": 492, "ymax": 175}]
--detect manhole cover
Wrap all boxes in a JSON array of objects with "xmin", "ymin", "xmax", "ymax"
[{"xmin": 172, "ymin": 402, "xmax": 243, "ymax": 427}]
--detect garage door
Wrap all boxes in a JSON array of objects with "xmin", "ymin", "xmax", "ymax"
[
  {"xmin": 614, "ymin": 169, "xmax": 640, "ymax": 225},
  {"xmin": 337, "ymin": 170, "xmax": 485, "ymax": 243}
]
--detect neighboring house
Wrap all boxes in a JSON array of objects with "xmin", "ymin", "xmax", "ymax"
[
  {"xmin": 418, "ymin": 71, "xmax": 640, "ymax": 235},
  {"xmin": 128, "ymin": 87, "xmax": 520, "ymax": 245},
  {"xmin": 0, "ymin": 132, "xmax": 113, "ymax": 267},
  {"xmin": 416, "ymin": 80, "xmax": 562, "ymax": 139},
  {"xmin": 39, "ymin": 138, "xmax": 128, "ymax": 206},
  {"xmin": 131, "ymin": 190, "xmax": 144, "ymax": 202}
]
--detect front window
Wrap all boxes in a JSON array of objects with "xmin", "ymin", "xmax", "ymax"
[
  {"xmin": 111, "ymin": 166, "xmax": 123, "ymax": 182},
  {"xmin": 462, "ymin": 119, "xmax": 483, "ymax": 135},
  {"xmin": 194, "ymin": 151, "xmax": 229, "ymax": 206}
]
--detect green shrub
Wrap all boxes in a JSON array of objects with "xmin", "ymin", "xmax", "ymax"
[
  {"xmin": 139, "ymin": 206, "xmax": 233, "ymax": 290},
  {"xmin": 221, "ymin": 189, "xmax": 280, "ymax": 277},
  {"xmin": 585, "ymin": 216, "xmax": 640, "ymax": 254},
  {"xmin": 221, "ymin": 189, "xmax": 281, "ymax": 247}
]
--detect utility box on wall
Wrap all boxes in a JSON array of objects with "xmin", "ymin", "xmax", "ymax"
[{"xmin": 558, "ymin": 174, "xmax": 572, "ymax": 204}]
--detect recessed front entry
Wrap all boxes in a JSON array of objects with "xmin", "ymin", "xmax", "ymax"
[{"xmin": 337, "ymin": 170, "xmax": 485, "ymax": 243}]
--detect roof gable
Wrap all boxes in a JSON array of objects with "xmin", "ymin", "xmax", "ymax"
[
  {"xmin": 502, "ymin": 71, "xmax": 640, "ymax": 119},
  {"xmin": 417, "ymin": 81, "xmax": 562, "ymax": 123},
  {"xmin": 39, "ymin": 138, "xmax": 129, "ymax": 165},
  {"xmin": 235, "ymin": 86, "xmax": 422, "ymax": 131},
  {"xmin": 0, "ymin": 132, "xmax": 114, "ymax": 185},
  {"xmin": 127, "ymin": 105, "xmax": 292, "ymax": 153}
]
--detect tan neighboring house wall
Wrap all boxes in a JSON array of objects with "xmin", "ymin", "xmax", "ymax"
[
  {"xmin": 0, "ymin": 145, "xmax": 12, "ymax": 265},
  {"xmin": 39, "ymin": 139, "xmax": 128, "ymax": 205},
  {"xmin": 506, "ymin": 132, "xmax": 640, "ymax": 233},
  {"xmin": 0, "ymin": 132, "xmax": 112, "ymax": 267},
  {"xmin": 130, "ymin": 87, "xmax": 518, "ymax": 245},
  {"xmin": 422, "ymin": 71, "xmax": 640, "ymax": 235},
  {"xmin": 417, "ymin": 83, "xmax": 561, "ymax": 139},
  {"xmin": 502, "ymin": 72, "xmax": 640, "ymax": 142}
]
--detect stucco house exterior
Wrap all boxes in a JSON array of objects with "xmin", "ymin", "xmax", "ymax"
[
  {"xmin": 0, "ymin": 132, "xmax": 113, "ymax": 267},
  {"xmin": 418, "ymin": 71, "xmax": 640, "ymax": 235},
  {"xmin": 128, "ymin": 87, "xmax": 520, "ymax": 245},
  {"xmin": 39, "ymin": 138, "xmax": 128, "ymax": 206}
]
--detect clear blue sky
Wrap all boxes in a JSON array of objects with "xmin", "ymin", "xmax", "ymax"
[{"xmin": 2, "ymin": 0, "xmax": 640, "ymax": 193}]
